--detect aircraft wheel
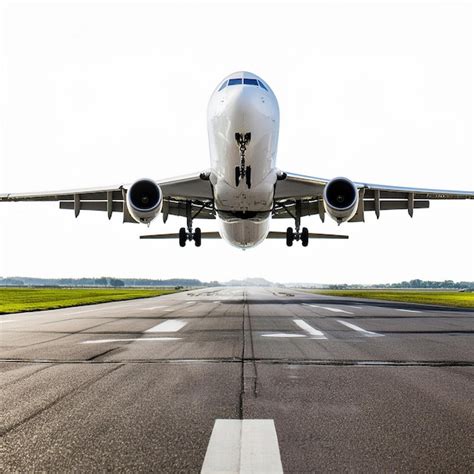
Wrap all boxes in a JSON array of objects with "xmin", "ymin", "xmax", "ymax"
[
  {"xmin": 301, "ymin": 227, "xmax": 309, "ymax": 247},
  {"xmin": 179, "ymin": 227, "xmax": 187, "ymax": 247},
  {"xmin": 194, "ymin": 227, "xmax": 202, "ymax": 247},
  {"xmin": 235, "ymin": 167, "xmax": 240, "ymax": 187},
  {"xmin": 286, "ymin": 227, "xmax": 294, "ymax": 247}
]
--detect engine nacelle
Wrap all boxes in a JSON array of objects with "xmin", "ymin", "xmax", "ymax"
[
  {"xmin": 323, "ymin": 177, "xmax": 359, "ymax": 224},
  {"xmin": 126, "ymin": 179, "xmax": 163, "ymax": 224}
]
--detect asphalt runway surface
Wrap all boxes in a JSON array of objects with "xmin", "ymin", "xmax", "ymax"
[{"xmin": 1, "ymin": 287, "xmax": 473, "ymax": 472}]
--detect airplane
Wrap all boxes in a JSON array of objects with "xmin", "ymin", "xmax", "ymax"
[{"xmin": 1, "ymin": 71, "xmax": 473, "ymax": 249}]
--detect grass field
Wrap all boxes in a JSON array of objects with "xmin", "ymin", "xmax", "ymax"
[
  {"xmin": 311, "ymin": 290, "xmax": 474, "ymax": 309},
  {"xmin": 0, "ymin": 287, "xmax": 181, "ymax": 314}
]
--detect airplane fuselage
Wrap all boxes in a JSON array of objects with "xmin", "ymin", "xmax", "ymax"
[{"xmin": 207, "ymin": 72, "xmax": 280, "ymax": 248}]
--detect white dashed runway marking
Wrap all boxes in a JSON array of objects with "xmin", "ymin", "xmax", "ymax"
[
  {"xmin": 140, "ymin": 306, "xmax": 168, "ymax": 311},
  {"xmin": 201, "ymin": 419, "xmax": 283, "ymax": 474},
  {"xmin": 337, "ymin": 320, "xmax": 383, "ymax": 337},
  {"xmin": 145, "ymin": 320, "xmax": 187, "ymax": 333},
  {"xmin": 82, "ymin": 337, "xmax": 181, "ymax": 344},
  {"xmin": 293, "ymin": 319, "xmax": 327, "ymax": 339},
  {"xmin": 304, "ymin": 304, "xmax": 353, "ymax": 314}
]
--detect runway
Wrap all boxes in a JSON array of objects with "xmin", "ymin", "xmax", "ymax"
[{"xmin": 1, "ymin": 287, "xmax": 473, "ymax": 472}]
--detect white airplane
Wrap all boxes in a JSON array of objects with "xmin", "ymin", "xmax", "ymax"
[{"xmin": 1, "ymin": 71, "xmax": 473, "ymax": 248}]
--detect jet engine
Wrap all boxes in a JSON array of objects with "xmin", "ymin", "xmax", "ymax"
[
  {"xmin": 323, "ymin": 177, "xmax": 359, "ymax": 224},
  {"xmin": 126, "ymin": 179, "xmax": 163, "ymax": 224}
]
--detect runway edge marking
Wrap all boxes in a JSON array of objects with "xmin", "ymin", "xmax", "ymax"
[{"xmin": 201, "ymin": 419, "xmax": 283, "ymax": 474}]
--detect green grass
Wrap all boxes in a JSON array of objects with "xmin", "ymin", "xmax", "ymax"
[
  {"xmin": 0, "ymin": 287, "xmax": 181, "ymax": 314},
  {"xmin": 310, "ymin": 290, "xmax": 474, "ymax": 309}
]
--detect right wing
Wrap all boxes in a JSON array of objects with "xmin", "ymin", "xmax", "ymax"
[
  {"xmin": 0, "ymin": 172, "xmax": 215, "ymax": 223},
  {"xmin": 274, "ymin": 172, "xmax": 474, "ymax": 222}
]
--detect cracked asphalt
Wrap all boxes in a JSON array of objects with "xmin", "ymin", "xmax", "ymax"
[{"xmin": 1, "ymin": 287, "xmax": 473, "ymax": 472}]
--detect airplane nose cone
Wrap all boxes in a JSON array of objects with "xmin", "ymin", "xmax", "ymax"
[{"xmin": 223, "ymin": 85, "xmax": 270, "ymax": 125}]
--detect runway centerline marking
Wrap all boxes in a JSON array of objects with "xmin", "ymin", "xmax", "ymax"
[
  {"xmin": 304, "ymin": 304, "xmax": 353, "ymax": 314},
  {"xmin": 261, "ymin": 333, "xmax": 306, "ymax": 338},
  {"xmin": 397, "ymin": 309, "xmax": 421, "ymax": 313},
  {"xmin": 145, "ymin": 320, "xmax": 187, "ymax": 333},
  {"xmin": 201, "ymin": 419, "xmax": 283, "ymax": 474},
  {"xmin": 293, "ymin": 320, "xmax": 327, "ymax": 339},
  {"xmin": 337, "ymin": 320, "xmax": 383, "ymax": 337},
  {"xmin": 82, "ymin": 337, "xmax": 181, "ymax": 344}
]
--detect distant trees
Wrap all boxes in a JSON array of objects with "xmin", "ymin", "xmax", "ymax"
[{"xmin": 328, "ymin": 280, "xmax": 473, "ymax": 290}]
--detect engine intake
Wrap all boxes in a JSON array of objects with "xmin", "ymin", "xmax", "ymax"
[
  {"xmin": 323, "ymin": 177, "xmax": 359, "ymax": 224},
  {"xmin": 126, "ymin": 179, "xmax": 163, "ymax": 224}
]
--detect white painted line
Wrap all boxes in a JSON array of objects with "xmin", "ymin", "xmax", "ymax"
[
  {"xmin": 82, "ymin": 337, "xmax": 180, "ymax": 344},
  {"xmin": 303, "ymin": 304, "xmax": 353, "ymax": 314},
  {"xmin": 0, "ymin": 319, "xmax": 16, "ymax": 324},
  {"xmin": 145, "ymin": 320, "xmax": 187, "ymax": 333},
  {"xmin": 261, "ymin": 333, "xmax": 306, "ymax": 338},
  {"xmin": 201, "ymin": 419, "xmax": 283, "ymax": 474},
  {"xmin": 337, "ymin": 320, "xmax": 383, "ymax": 337},
  {"xmin": 397, "ymin": 309, "xmax": 421, "ymax": 313},
  {"xmin": 140, "ymin": 306, "xmax": 168, "ymax": 311},
  {"xmin": 293, "ymin": 320, "xmax": 327, "ymax": 339}
]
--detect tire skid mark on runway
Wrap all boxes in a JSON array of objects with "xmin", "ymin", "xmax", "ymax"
[
  {"xmin": 0, "ymin": 364, "xmax": 123, "ymax": 437},
  {"xmin": 0, "ymin": 363, "xmax": 53, "ymax": 389}
]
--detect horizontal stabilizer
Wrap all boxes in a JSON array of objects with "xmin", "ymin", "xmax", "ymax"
[
  {"xmin": 266, "ymin": 231, "xmax": 348, "ymax": 240},
  {"xmin": 140, "ymin": 232, "xmax": 221, "ymax": 240}
]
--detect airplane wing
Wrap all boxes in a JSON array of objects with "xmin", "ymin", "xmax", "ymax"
[
  {"xmin": 274, "ymin": 172, "xmax": 474, "ymax": 222},
  {"xmin": 0, "ymin": 172, "xmax": 215, "ymax": 223}
]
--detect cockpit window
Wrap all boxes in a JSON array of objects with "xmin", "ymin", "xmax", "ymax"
[
  {"xmin": 257, "ymin": 80, "xmax": 268, "ymax": 91},
  {"xmin": 218, "ymin": 81, "xmax": 227, "ymax": 91},
  {"xmin": 228, "ymin": 78, "xmax": 243, "ymax": 86},
  {"xmin": 243, "ymin": 78, "xmax": 259, "ymax": 86}
]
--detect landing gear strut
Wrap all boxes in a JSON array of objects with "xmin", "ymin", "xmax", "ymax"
[
  {"xmin": 179, "ymin": 201, "xmax": 201, "ymax": 247},
  {"xmin": 285, "ymin": 200, "xmax": 309, "ymax": 247},
  {"xmin": 235, "ymin": 132, "xmax": 251, "ymax": 188}
]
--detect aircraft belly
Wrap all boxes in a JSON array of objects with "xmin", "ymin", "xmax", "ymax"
[{"xmin": 219, "ymin": 218, "xmax": 270, "ymax": 249}]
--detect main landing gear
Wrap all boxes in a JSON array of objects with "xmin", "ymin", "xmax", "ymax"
[
  {"xmin": 286, "ymin": 226, "xmax": 309, "ymax": 247},
  {"xmin": 285, "ymin": 199, "xmax": 309, "ymax": 247},
  {"xmin": 235, "ymin": 132, "xmax": 251, "ymax": 188},
  {"xmin": 179, "ymin": 201, "xmax": 201, "ymax": 247}
]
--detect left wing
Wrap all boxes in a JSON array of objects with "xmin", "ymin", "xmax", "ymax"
[
  {"xmin": 0, "ymin": 172, "xmax": 215, "ymax": 223},
  {"xmin": 274, "ymin": 172, "xmax": 474, "ymax": 222}
]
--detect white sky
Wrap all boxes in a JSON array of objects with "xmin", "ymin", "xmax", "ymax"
[{"xmin": 0, "ymin": 0, "xmax": 473, "ymax": 284}]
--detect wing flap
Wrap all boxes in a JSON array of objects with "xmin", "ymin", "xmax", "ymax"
[
  {"xmin": 140, "ymin": 232, "xmax": 221, "ymax": 240},
  {"xmin": 267, "ymin": 231, "xmax": 348, "ymax": 239}
]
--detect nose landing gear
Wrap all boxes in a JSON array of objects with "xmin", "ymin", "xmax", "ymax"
[{"xmin": 235, "ymin": 132, "xmax": 251, "ymax": 188}]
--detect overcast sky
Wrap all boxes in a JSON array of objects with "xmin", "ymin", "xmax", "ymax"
[{"xmin": 0, "ymin": 0, "xmax": 472, "ymax": 284}]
